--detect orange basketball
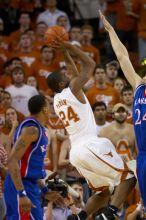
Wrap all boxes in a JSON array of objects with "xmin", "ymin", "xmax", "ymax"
[{"xmin": 44, "ymin": 25, "xmax": 69, "ymax": 45}]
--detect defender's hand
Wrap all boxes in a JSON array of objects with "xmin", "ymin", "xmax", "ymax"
[
  {"xmin": 19, "ymin": 196, "xmax": 36, "ymax": 213},
  {"xmin": 99, "ymin": 10, "xmax": 113, "ymax": 32}
]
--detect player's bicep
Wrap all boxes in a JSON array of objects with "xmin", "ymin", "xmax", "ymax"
[{"xmin": 9, "ymin": 126, "xmax": 39, "ymax": 161}]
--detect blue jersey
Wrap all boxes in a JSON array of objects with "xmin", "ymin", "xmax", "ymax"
[
  {"xmin": 133, "ymin": 84, "xmax": 146, "ymax": 152},
  {"xmin": 13, "ymin": 117, "xmax": 48, "ymax": 180}
]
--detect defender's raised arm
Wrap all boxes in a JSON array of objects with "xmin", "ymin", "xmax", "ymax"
[{"xmin": 99, "ymin": 10, "xmax": 142, "ymax": 90}]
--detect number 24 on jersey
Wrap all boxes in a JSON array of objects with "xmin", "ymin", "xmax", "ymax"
[{"xmin": 59, "ymin": 106, "xmax": 80, "ymax": 127}]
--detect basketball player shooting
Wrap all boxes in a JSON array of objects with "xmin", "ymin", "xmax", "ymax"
[{"xmin": 46, "ymin": 32, "xmax": 136, "ymax": 220}]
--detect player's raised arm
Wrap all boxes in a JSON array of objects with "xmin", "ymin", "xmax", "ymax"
[
  {"xmin": 64, "ymin": 42, "xmax": 96, "ymax": 93},
  {"xmin": 99, "ymin": 11, "xmax": 142, "ymax": 90},
  {"xmin": 51, "ymin": 39, "xmax": 96, "ymax": 94}
]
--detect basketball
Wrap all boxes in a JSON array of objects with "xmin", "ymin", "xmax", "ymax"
[{"xmin": 44, "ymin": 25, "xmax": 69, "ymax": 45}]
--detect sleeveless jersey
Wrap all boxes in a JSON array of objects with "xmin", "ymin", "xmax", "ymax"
[
  {"xmin": 54, "ymin": 87, "xmax": 97, "ymax": 144},
  {"xmin": 13, "ymin": 118, "xmax": 48, "ymax": 180},
  {"xmin": 133, "ymin": 84, "xmax": 146, "ymax": 152}
]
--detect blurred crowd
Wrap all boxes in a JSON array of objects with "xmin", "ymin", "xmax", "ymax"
[{"xmin": 0, "ymin": 0, "xmax": 146, "ymax": 219}]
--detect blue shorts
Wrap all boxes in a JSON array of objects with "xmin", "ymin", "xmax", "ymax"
[
  {"xmin": 137, "ymin": 153, "xmax": 146, "ymax": 208},
  {"xmin": 4, "ymin": 175, "xmax": 43, "ymax": 220}
]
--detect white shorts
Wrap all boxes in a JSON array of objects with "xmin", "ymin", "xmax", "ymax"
[{"xmin": 70, "ymin": 136, "xmax": 133, "ymax": 192}]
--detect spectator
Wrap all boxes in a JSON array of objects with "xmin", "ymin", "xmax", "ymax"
[
  {"xmin": 132, "ymin": 0, "xmax": 146, "ymax": 61},
  {"xmin": 114, "ymin": 77, "xmax": 126, "ymax": 94},
  {"xmin": 0, "ymin": 31, "xmax": 10, "ymax": 63},
  {"xmin": 70, "ymin": 182, "xmax": 85, "ymax": 209},
  {"xmin": 0, "ymin": 57, "xmax": 30, "ymax": 89},
  {"xmin": 5, "ymin": 67, "xmax": 38, "ymax": 116},
  {"xmin": 9, "ymin": 12, "xmax": 31, "ymax": 51},
  {"xmin": 9, "ymin": 57, "xmax": 30, "ymax": 78},
  {"xmin": 121, "ymin": 86, "xmax": 134, "ymax": 117},
  {"xmin": 86, "ymin": 64, "xmax": 120, "ymax": 112},
  {"xmin": 1, "ymin": 91, "xmax": 25, "ymax": 122},
  {"xmin": 30, "ymin": 45, "xmax": 60, "ymax": 93},
  {"xmin": 34, "ymin": 21, "xmax": 48, "ymax": 50},
  {"xmin": 92, "ymin": 101, "xmax": 110, "ymax": 136},
  {"xmin": 105, "ymin": 60, "xmax": 120, "ymax": 86},
  {"xmin": 3, "ymin": 107, "xmax": 19, "ymax": 144},
  {"xmin": 47, "ymin": 97, "xmax": 68, "ymax": 171},
  {"xmin": 70, "ymin": 26, "xmax": 82, "ymax": 43},
  {"xmin": 26, "ymin": 75, "xmax": 38, "ymax": 89},
  {"xmin": 45, "ymin": 193, "xmax": 80, "ymax": 220},
  {"xmin": 59, "ymin": 138, "xmax": 81, "ymax": 182},
  {"xmin": 44, "ymin": 125, "xmax": 58, "ymax": 172},
  {"xmin": 0, "ymin": 18, "xmax": 9, "ymax": 50},
  {"xmin": 12, "ymin": 33, "xmax": 39, "ymax": 68},
  {"xmin": 102, "ymin": 0, "xmax": 120, "ymax": 59},
  {"xmin": 56, "ymin": 15, "xmax": 70, "ymax": 32},
  {"xmin": 115, "ymin": 0, "xmax": 138, "ymax": 62},
  {"xmin": 81, "ymin": 25, "xmax": 100, "ymax": 64},
  {"xmin": 37, "ymin": 0, "xmax": 70, "ymax": 29},
  {"xmin": 25, "ymin": 28, "xmax": 36, "ymax": 45},
  {"xmin": 99, "ymin": 103, "xmax": 137, "ymax": 162}
]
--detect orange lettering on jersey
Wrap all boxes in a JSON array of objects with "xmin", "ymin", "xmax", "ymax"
[
  {"xmin": 58, "ymin": 106, "xmax": 80, "ymax": 127},
  {"xmin": 56, "ymin": 99, "xmax": 67, "ymax": 108}
]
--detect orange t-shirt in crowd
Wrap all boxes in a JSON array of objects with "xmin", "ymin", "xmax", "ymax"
[
  {"xmin": 104, "ymin": 0, "xmax": 120, "ymax": 15},
  {"xmin": 0, "ymin": 74, "xmax": 12, "ymax": 88},
  {"xmin": 86, "ymin": 84, "xmax": 120, "ymax": 107},
  {"xmin": 0, "ymin": 36, "xmax": 9, "ymax": 50},
  {"xmin": 11, "ymin": 50, "xmax": 40, "ymax": 69},
  {"xmin": 116, "ymin": 0, "xmax": 137, "ymax": 32},
  {"xmin": 132, "ymin": 0, "xmax": 146, "ymax": 39},
  {"xmin": 33, "ymin": 37, "xmax": 46, "ymax": 51},
  {"xmin": 30, "ymin": 59, "xmax": 60, "ymax": 92},
  {"xmin": 81, "ymin": 44, "xmax": 100, "ymax": 64},
  {"xmin": 10, "ymin": 0, "xmax": 19, "ymax": 8},
  {"xmin": 8, "ymin": 30, "xmax": 22, "ymax": 51},
  {"xmin": 46, "ymin": 116, "xmax": 66, "ymax": 171},
  {"xmin": 0, "ymin": 48, "xmax": 10, "ymax": 63},
  {"xmin": 19, "ymin": 1, "xmax": 34, "ymax": 12}
]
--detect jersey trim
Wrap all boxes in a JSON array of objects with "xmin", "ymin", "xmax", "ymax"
[{"xmin": 134, "ymin": 84, "xmax": 145, "ymax": 95}]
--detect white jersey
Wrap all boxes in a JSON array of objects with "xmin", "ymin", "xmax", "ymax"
[
  {"xmin": 54, "ymin": 88, "xmax": 134, "ymax": 191},
  {"xmin": 54, "ymin": 87, "xmax": 97, "ymax": 144}
]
